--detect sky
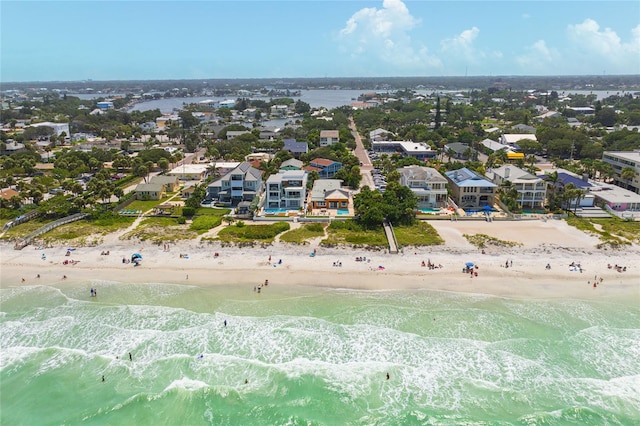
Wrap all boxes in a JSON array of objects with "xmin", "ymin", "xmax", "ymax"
[{"xmin": 1, "ymin": 0, "xmax": 639, "ymax": 82}]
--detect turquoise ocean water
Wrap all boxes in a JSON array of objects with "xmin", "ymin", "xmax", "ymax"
[{"xmin": 1, "ymin": 281, "xmax": 639, "ymax": 425}]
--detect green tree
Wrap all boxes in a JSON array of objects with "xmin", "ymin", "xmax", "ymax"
[{"xmin": 621, "ymin": 166, "xmax": 635, "ymax": 182}]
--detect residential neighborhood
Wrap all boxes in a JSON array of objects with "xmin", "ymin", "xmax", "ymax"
[{"xmin": 1, "ymin": 79, "xmax": 640, "ymax": 252}]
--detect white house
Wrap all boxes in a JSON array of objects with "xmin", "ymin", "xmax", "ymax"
[{"xmin": 265, "ymin": 170, "xmax": 308, "ymax": 210}]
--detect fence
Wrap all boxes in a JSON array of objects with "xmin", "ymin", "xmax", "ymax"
[
  {"xmin": 2, "ymin": 210, "xmax": 40, "ymax": 232},
  {"xmin": 14, "ymin": 213, "xmax": 90, "ymax": 250},
  {"xmin": 604, "ymin": 204, "xmax": 640, "ymax": 220}
]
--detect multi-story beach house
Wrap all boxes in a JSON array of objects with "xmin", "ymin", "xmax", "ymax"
[
  {"xmin": 206, "ymin": 162, "xmax": 263, "ymax": 206},
  {"xmin": 265, "ymin": 170, "xmax": 308, "ymax": 210},
  {"xmin": 486, "ymin": 165, "xmax": 547, "ymax": 209},
  {"xmin": 397, "ymin": 165, "xmax": 448, "ymax": 209},
  {"xmin": 602, "ymin": 151, "xmax": 640, "ymax": 194},
  {"xmin": 444, "ymin": 167, "xmax": 497, "ymax": 209},
  {"xmin": 319, "ymin": 130, "xmax": 340, "ymax": 147},
  {"xmin": 306, "ymin": 158, "xmax": 343, "ymax": 178}
]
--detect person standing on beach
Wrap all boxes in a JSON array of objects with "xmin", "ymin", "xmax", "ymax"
[{"xmin": 129, "ymin": 352, "xmax": 132, "ymax": 361}]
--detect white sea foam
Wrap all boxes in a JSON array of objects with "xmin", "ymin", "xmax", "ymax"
[{"xmin": 163, "ymin": 377, "xmax": 210, "ymax": 392}]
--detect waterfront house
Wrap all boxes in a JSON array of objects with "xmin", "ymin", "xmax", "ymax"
[
  {"xmin": 308, "ymin": 179, "xmax": 351, "ymax": 211},
  {"xmin": 207, "ymin": 162, "xmax": 263, "ymax": 206},
  {"xmin": 135, "ymin": 183, "xmax": 164, "ymax": 201},
  {"xmin": 398, "ymin": 166, "xmax": 448, "ymax": 209},
  {"xmin": 149, "ymin": 175, "xmax": 180, "ymax": 192},
  {"xmin": 486, "ymin": 165, "xmax": 546, "ymax": 209},
  {"xmin": 444, "ymin": 167, "xmax": 497, "ymax": 209},
  {"xmin": 265, "ymin": 170, "xmax": 308, "ymax": 210}
]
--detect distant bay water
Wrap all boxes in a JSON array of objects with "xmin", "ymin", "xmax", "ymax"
[
  {"xmin": 1, "ymin": 282, "xmax": 639, "ymax": 424},
  {"xmin": 66, "ymin": 89, "xmax": 627, "ymax": 113}
]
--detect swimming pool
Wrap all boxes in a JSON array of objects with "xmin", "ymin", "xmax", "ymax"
[
  {"xmin": 264, "ymin": 208, "xmax": 291, "ymax": 214},
  {"xmin": 337, "ymin": 209, "xmax": 350, "ymax": 215}
]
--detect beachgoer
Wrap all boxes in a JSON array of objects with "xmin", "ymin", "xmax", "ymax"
[
  {"xmin": 593, "ymin": 282, "xmax": 597, "ymax": 288},
  {"xmin": 245, "ymin": 379, "xmax": 248, "ymax": 384},
  {"xmin": 129, "ymin": 352, "xmax": 132, "ymax": 361},
  {"xmin": 21, "ymin": 278, "xmax": 25, "ymax": 283},
  {"xmin": 386, "ymin": 373, "xmax": 390, "ymax": 380},
  {"xmin": 102, "ymin": 376, "xmax": 105, "ymax": 382},
  {"xmin": 63, "ymin": 275, "xmax": 67, "ymax": 280},
  {"xmin": 224, "ymin": 320, "xmax": 227, "ymax": 327},
  {"xmin": 510, "ymin": 260, "xmax": 513, "ymax": 267},
  {"xmin": 36, "ymin": 274, "xmax": 40, "ymax": 278},
  {"xmin": 186, "ymin": 274, "xmax": 188, "ymax": 280}
]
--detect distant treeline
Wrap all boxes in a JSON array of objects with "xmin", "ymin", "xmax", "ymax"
[{"xmin": 4, "ymin": 75, "xmax": 639, "ymax": 93}]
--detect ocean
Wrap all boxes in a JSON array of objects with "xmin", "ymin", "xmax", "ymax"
[{"xmin": 1, "ymin": 282, "xmax": 639, "ymax": 425}]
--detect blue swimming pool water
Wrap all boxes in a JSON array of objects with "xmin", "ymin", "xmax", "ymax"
[
  {"xmin": 337, "ymin": 209, "xmax": 350, "ymax": 215},
  {"xmin": 264, "ymin": 208, "xmax": 290, "ymax": 214}
]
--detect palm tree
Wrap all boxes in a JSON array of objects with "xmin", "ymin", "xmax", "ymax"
[
  {"xmin": 545, "ymin": 171, "xmax": 560, "ymax": 210},
  {"xmin": 621, "ymin": 166, "xmax": 635, "ymax": 183}
]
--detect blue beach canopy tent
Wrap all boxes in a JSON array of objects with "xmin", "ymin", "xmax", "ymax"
[
  {"xmin": 465, "ymin": 262, "xmax": 474, "ymax": 268},
  {"xmin": 131, "ymin": 253, "xmax": 143, "ymax": 262}
]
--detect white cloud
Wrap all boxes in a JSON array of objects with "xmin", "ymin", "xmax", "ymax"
[
  {"xmin": 437, "ymin": 26, "xmax": 502, "ymax": 74},
  {"xmin": 566, "ymin": 19, "xmax": 640, "ymax": 73},
  {"xmin": 440, "ymin": 27, "xmax": 480, "ymax": 61},
  {"xmin": 337, "ymin": 0, "xmax": 441, "ymax": 74},
  {"xmin": 515, "ymin": 40, "xmax": 561, "ymax": 72}
]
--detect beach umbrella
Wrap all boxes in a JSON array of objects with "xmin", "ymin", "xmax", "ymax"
[
  {"xmin": 132, "ymin": 253, "xmax": 142, "ymax": 260},
  {"xmin": 465, "ymin": 262, "xmax": 475, "ymax": 268}
]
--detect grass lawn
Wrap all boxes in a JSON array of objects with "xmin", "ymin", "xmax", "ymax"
[
  {"xmin": 189, "ymin": 215, "xmax": 223, "ymax": 232},
  {"xmin": 279, "ymin": 223, "xmax": 327, "ymax": 244},
  {"xmin": 125, "ymin": 197, "xmax": 174, "ymax": 213},
  {"xmin": 321, "ymin": 220, "xmax": 387, "ymax": 247},
  {"xmin": 121, "ymin": 217, "xmax": 199, "ymax": 242},
  {"xmin": 395, "ymin": 221, "xmax": 444, "ymax": 246},
  {"xmin": 195, "ymin": 207, "xmax": 231, "ymax": 216},
  {"xmin": 215, "ymin": 222, "xmax": 290, "ymax": 244}
]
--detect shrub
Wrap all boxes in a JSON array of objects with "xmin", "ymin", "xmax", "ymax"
[
  {"xmin": 182, "ymin": 207, "xmax": 195, "ymax": 217},
  {"xmin": 176, "ymin": 216, "xmax": 186, "ymax": 224}
]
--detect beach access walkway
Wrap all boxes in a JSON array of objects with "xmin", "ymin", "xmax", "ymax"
[{"xmin": 383, "ymin": 221, "xmax": 399, "ymax": 254}]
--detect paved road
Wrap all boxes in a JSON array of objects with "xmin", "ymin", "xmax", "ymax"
[{"xmin": 349, "ymin": 118, "xmax": 374, "ymax": 191}]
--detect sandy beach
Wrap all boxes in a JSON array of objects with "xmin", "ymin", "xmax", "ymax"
[{"xmin": 1, "ymin": 219, "xmax": 638, "ymax": 302}]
